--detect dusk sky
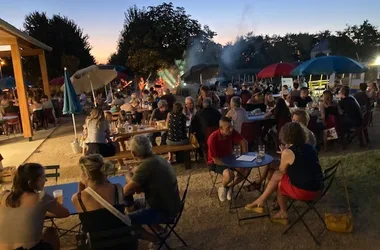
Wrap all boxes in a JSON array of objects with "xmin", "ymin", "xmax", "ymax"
[{"xmin": 3, "ymin": 0, "xmax": 380, "ymax": 63}]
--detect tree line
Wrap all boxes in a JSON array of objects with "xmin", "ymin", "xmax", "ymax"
[{"xmin": 2, "ymin": 2, "xmax": 380, "ymax": 84}]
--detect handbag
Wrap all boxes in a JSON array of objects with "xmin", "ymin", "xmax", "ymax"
[{"xmin": 324, "ymin": 165, "xmax": 353, "ymax": 233}]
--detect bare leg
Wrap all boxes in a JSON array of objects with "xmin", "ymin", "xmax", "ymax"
[
  {"xmin": 41, "ymin": 227, "xmax": 60, "ymax": 250},
  {"xmin": 222, "ymin": 169, "xmax": 234, "ymax": 187},
  {"xmin": 137, "ymin": 227, "xmax": 158, "ymax": 243},
  {"xmin": 273, "ymin": 186, "xmax": 289, "ymax": 219},
  {"xmin": 246, "ymin": 170, "xmax": 283, "ymax": 207},
  {"xmin": 168, "ymin": 152, "xmax": 173, "ymax": 163}
]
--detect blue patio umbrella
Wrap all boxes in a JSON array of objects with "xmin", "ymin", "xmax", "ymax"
[
  {"xmin": 0, "ymin": 76, "xmax": 31, "ymax": 90},
  {"xmin": 62, "ymin": 67, "xmax": 82, "ymax": 139},
  {"xmin": 291, "ymin": 56, "xmax": 367, "ymax": 76}
]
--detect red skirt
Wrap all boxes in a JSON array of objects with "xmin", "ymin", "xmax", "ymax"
[{"xmin": 280, "ymin": 174, "xmax": 320, "ymax": 201}]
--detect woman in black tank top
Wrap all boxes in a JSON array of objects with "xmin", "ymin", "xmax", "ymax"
[
  {"xmin": 245, "ymin": 122, "xmax": 322, "ymax": 225},
  {"xmin": 72, "ymin": 155, "xmax": 138, "ymax": 250}
]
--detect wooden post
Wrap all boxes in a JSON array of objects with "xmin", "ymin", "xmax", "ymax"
[
  {"xmin": 38, "ymin": 50, "xmax": 50, "ymax": 97},
  {"xmin": 11, "ymin": 43, "xmax": 33, "ymax": 139}
]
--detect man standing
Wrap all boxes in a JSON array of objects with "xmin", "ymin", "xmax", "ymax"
[
  {"xmin": 339, "ymin": 86, "xmax": 362, "ymax": 133},
  {"xmin": 160, "ymin": 89, "xmax": 176, "ymax": 110},
  {"xmin": 207, "ymin": 117, "xmax": 249, "ymax": 202},
  {"xmin": 299, "ymin": 76, "xmax": 308, "ymax": 88}
]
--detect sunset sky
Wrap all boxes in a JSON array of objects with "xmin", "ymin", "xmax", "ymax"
[{"xmin": 3, "ymin": 0, "xmax": 380, "ymax": 63}]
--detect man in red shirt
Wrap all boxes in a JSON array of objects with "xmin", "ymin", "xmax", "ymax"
[{"xmin": 207, "ymin": 117, "xmax": 248, "ymax": 202}]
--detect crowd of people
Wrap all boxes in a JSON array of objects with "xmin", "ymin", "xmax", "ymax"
[{"xmin": 0, "ymin": 76, "xmax": 378, "ymax": 249}]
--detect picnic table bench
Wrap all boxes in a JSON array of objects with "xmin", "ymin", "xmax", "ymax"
[{"xmin": 105, "ymin": 143, "xmax": 199, "ymax": 169}]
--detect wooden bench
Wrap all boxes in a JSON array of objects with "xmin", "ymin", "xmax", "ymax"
[{"xmin": 106, "ymin": 143, "xmax": 199, "ymax": 169}]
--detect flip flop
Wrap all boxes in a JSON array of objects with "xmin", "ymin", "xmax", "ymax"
[
  {"xmin": 244, "ymin": 204, "xmax": 264, "ymax": 214},
  {"xmin": 271, "ymin": 215, "xmax": 289, "ymax": 225}
]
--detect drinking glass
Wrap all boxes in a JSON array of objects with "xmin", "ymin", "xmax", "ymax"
[
  {"xmin": 233, "ymin": 145, "xmax": 241, "ymax": 158},
  {"xmin": 53, "ymin": 189, "xmax": 63, "ymax": 204},
  {"xmin": 293, "ymin": 102, "xmax": 298, "ymax": 108},
  {"xmin": 256, "ymin": 145, "xmax": 265, "ymax": 163}
]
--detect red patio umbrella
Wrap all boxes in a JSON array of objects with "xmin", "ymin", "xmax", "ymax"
[
  {"xmin": 257, "ymin": 62, "xmax": 295, "ymax": 78},
  {"xmin": 49, "ymin": 77, "xmax": 64, "ymax": 86}
]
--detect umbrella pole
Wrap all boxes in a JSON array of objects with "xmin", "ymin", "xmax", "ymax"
[
  {"xmin": 200, "ymin": 73, "xmax": 203, "ymax": 85},
  {"xmin": 89, "ymin": 78, "xmax": 96, "ymax": 107},
  {"xmin": 110, "ymin": 83, "xmax": 113, "ymax": 100},
  {"xmin": 72, "ymin": 114, "xmax": 77, "ymax": 140},
  {"xmin": 105, "ymin": 85, "xmax": 108, "ymax": 96}
]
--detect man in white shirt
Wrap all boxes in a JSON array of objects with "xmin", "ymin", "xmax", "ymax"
[{"xmin": 299, "ymin": 77, "xmax": 308, "ymax": 88}]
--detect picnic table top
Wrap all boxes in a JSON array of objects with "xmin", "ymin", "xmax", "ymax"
[{"xmin": 44, "ymin": 176, "xmax": 126, "ymax": 215}]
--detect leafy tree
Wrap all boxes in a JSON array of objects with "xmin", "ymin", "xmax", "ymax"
[
  {"xmin": 109, "ymin": 2, "xmax": 214, "ymax": 77},
  {"xmin": 22, "ymin": 12, "xmax": 95, "ymax": 84}
]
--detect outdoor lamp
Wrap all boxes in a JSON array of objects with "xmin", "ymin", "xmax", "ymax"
[{"xmin": 375, "ymin": 56, "xmax": 380, "ymax": 65}]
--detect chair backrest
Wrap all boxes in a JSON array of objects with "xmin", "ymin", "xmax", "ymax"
[
  {"xmin": 87, "ymin": 226, "xmax": 138, "ymax": 250},
  {"xmin": 241, "ymin": 93, "xmax": 251, "ymax": 105},
  {"xmin": 44, "ymin": 165, "xmax": 60, "ymax": 183},
  {"xmin": 307, "ymin": 115, "xmax": 318, "ymax": 134},
  {"xmin": 33, "ymin": 110, "xmax": 44, "ymax": 120},
  {"xmin": 316, "ymin": 161, "xmax": 341, "ymax": 203},
  {"xmin": 174, "ymin": 174, "xmax": 191, "ymax": 225},
  {"xmin": 277, "ymin": 117, "xmax": 291, "ymax": 132},
  {"xmin": 43, "ymin": 108, "xmax": 53, "ymax": 116},
  {"xmin": 241, "ymin": 122, "xmax": 262, "ymax": 145},
  {"xmin": 205, "ymin": 126, "xmax": 218, "ymax": 140}
]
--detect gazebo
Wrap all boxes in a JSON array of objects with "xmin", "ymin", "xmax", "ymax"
[{"xmin": 0, "ymin": 18, "xmax": 52, "ymax": 140}]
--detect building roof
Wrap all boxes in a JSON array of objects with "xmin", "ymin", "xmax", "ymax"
[{"xmin": 0, "ymin": 18, "xmax": 52, "ymax": 51}]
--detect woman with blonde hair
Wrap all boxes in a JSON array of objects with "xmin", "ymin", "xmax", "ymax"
[
  {"xmin": 84, "ymin": 107, "xmax": 115, "ymax": 157},
  {"xmin": 72, "ymin": 154, "xmax": 138, "ymax": 249}
]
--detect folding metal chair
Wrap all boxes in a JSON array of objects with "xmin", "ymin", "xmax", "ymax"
[
  {"xmin": 148, "ymin": 174, "xmax": 191, "ymax": 250},
  {"xmin": 283, "ymin": 160, "xmax": 341, "ymax": 245}
]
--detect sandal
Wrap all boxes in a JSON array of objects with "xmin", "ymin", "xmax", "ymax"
[
  {"xmin": 244, "ymin": 204, "xmax": 264, "ymax": 214},
  {"xmin": 271, "ymin": 214, "xmax": 289, "ymax": 225},
  {"xmin": 243, "ymin": 182, "xmax": 261, "ymax": 192}
]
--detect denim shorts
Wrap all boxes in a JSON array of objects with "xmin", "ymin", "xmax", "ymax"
[{"xmin": 129, "ymin": 198, "xmax": 174, "ymax": 225}]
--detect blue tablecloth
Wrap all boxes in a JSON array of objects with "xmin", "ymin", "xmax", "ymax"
[
  {"xmin": 221, "ymin": 152, "xmax": 273, "ymax": 169},
  {"xmin": 247, "ymin": 114, "xmax": 275, "ymax": 122},
  {"xmin": 44, "ymin": 176, "xmax": 126, "ymax": 215}
]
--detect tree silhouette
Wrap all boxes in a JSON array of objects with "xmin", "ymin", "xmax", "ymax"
[{"xmin": 22, "ymin": 12, "xmax": 95, "ymax": 85}]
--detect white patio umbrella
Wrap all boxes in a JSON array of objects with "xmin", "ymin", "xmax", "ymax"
[{"xmin": 61, "ymin": 65, "xmax": 117, "ymax": 106}]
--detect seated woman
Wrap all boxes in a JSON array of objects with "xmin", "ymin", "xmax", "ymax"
[
  {"xmin": 265, "ymin": 98, "xmax": 291, "ymax": 132},
  {"xmin": 319, "ymin": 90, "xmax": 341, "ymax": 129},
  {"xmin": 72, "ymin": 155, "xmax": 138, "ymax": 250},
  {"xmin": 0, "ymin": 163, "xmax": 69, "ymax": 250},
  {"xmin": 226, "ymin": 96, "xmax": 247, "ymax": 133},
  {"xmin": 245, "ymin": 122, "xmax": 323, "ymax": 225},
  {"xmin": 264, "ymin": 92, "xmax": 276, "ymax": 109},
  {"xmin": 29, "ymin": 96, "xmax": 43, "ymax": 113},
  {"xmin": 166, "ymin": 103, "xmax": 188, "ymax": 163},
  {"xmin": 84, "ymin": 107, "xmax": 116, "ymax": 157}
]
